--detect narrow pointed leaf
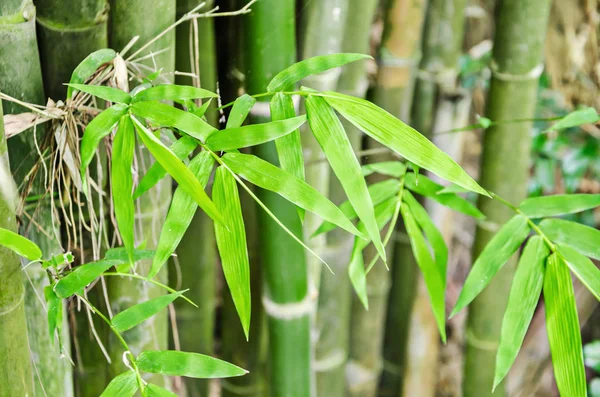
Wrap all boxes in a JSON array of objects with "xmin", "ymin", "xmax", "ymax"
[
  {"xmin": 66, "ymin": 83, "xmax": 131, "ymax": 104},
  {"xmin": 112, "ymin": 291, "xmax": 185, "ymax": 333},
  {"xmin": 55, "ymin": 259, "xmax": 122, "ymax": 298},
  {"xmin": 221, "ymin": 152, "xmax": 362, "ymax": 237},
  {"xmin": 519, "ymin": 194, "xmax": 600, "ymax": 218},
  {"xmin": 136, "ymin": 351, "xmax": 248, "ymax": 378},
  {"xmin": 543, "ymin": 253, "xmax": 587, "ymax": 397},
  {"xmin": 99, "ymin": 371, "xmax": 138, "ymax": 397},
  {"xmin": 451, "ymin": 215, "xmax": 531, "ymax": 316},
  {"xmin": 206, "ymin": 115, "xmax": 306, "ymax": 151},
  {"xmin": 132, "ymin": 118, "xmax": 224, "ymax": 225},
  {"xmin": 146, "ymin": 384, "xmax": 178, "ymax": 397},
  {"xmin": 226, "ymin": 94, "xmax": 256, "ymax": 129},
  {"xmin": 192, "ymin": 99, "xmax": 212, "ymax": 118},
  {"xmin": 80, "ymin": 104, "xmax": 128, "ymax": 175},
  {"xmin": 130, "ymin": 101, "xmax": 216, "ymax": 141},
  {"xmin": 494, "ymin": 236, "xmax": 549, "ymax": 389},
  {"xmin": 324, "ymin": 91, "xmax": 487, "ymax": 196},
  {"xmin": 213, "ymin": 166, "xmax": 251, "ymax": 339},
  {"xmin": 267, "ymin": 53, "xmax": 371, "ymax": 92},
  {"xmin": 133, "ymin": 135, "xmax": 198, "ymax": 199},
  {"xmin": 558, "ymin": 244, "xmax": 600, "ymax": 301},
  {"xmin": 540, "ymin": 218, "xmax": 600, "ymax": 260},
  {"xmin": 0, "ymin": 227, "xmax": 42, "ymax": 261},
  {"xmin": 305, "ymin": 94, "xmax": 385, "ymax": 261},
  {"xmin": 361, "ymin": 161, "xmax": 407, "ymax": 178},
  {"xmin": 149, "ymin": 151, "xmax": 214, "ymax": 278},
  {"xmin": 132, "ymin": 84, "xmax": 217, "ymax": 103},
  {"xmin": 68, "ymin": 48, "xmax": 117, "ymax": 99},
  {"xmin": 545, "ymin": 107, "xmax": 600, "ymax": 133},
  {"xmin": 44, "ymin": 286, "xmax": 62, "ymax": 341}
]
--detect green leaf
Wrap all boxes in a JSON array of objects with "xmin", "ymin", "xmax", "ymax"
[
  {"xmin": 149, "ymin": 151, "xmax": 214, "ymax": 279},
  {"xmin": 493, "ymin": 236, "xmax": 549, "ymax": 390},
  {"xmin": 44, "ymin": 286, "xmax": 62, "ymax": 342},
  {"xmin": 401, "ymin": 204, "xmax": 446, "ymax": 342},
  {"xmin": 66, "ymin": 83, "xmax": 131, "ymax": 104},
  {"xmin": 519, "ymin": 194, "xmax": 600, "ymax": 218},
  {"xmin": 132, "ymin": 84, "xmax": 217, "ymax": 103},
  {"xmin": 192, "ymin": 99, "xmax": 212, "ymax": 118},
  {"xmin": 545, "ymin": 107, "xmax": 600, "ymax": 133},
  {"xmin": 267, "ymin": 53, "xmax": 372, "ymax": 92},
  {"xmin": 68, "ymin": 48, "xmax": 116, "ymax": 99},
  {"xmin": 133, "ymin": 135, "xmax": 198, "ymax": 199},
  {"xmin": 132, "ymin": 117, "xmax": 224, "ymax": 225},
  {"xmin": 111, "ymin": 116, "xmax": 135, "ymax": 264},
  {"xmin": 323, "ymin": 92, "xmax": 487, "ymax": 196},
  {"xmin": 206, "ymin": 115, "xmax": 307, "ymax": 151},
  {"xmin": 54, "ymin": 260, "xmax": 122, "ymax": 298},
  {"xmin": 112, "ymin": 291, "xmax": 185, "ymax": 333},
  {"xmin": 221, "ymin": 152, "xmax": 362, "ymax": 237},
  {"xmin": 136, "ymin": 350, "xmax": 248, "ymax": 378},
  {"xmin": 540, "ymin": 218, "xmax": 600, "ymax": 260},
  {"xmin": 305, "ymin": 94, "xmax": 385, "ymax": 261},
  {"xmin": 145, "ymin": 384, "xmax": 178, "ymax": 397},
  {"xmin": 213, "ymin": 167, "xmax": 252, "ymax": 339},
  {"xmin": 361, "ymin": 161, "xmax": 407, "ymax": 178},
  {"xmin": 313, "ymin": 179, "xmax": 401, "ymax": 236},
  {"xmin": 0, "ymin": 227, "xmax": 42, "ymax": 261},
  {"xmin": 130, "ymin": 101, "xmax": 216, "ymax": 142},
  {"xmin": 543, "ymin": 253, "xmax": 587, "ymax": 397},
  {"xmin": 99, "ymin": 371, "xmax": 138, "ymax": 397},
  {"xmin": 80, "ymin": 104, "xmax": 128, "ymax": 176},
  {"xmin": 558, "ymin": 244, "xmax": 600, "ymax": 301},
  {"xmin": 226, "ymin": 94, "xmax": 256, "ymax": 129},
  {"xmin": 404, "ymin": 173, "xmax": 485, "ymax": 219},
  {"xmin": 451, "ymin": 215, "xmax": 531, "ymax": 316}
]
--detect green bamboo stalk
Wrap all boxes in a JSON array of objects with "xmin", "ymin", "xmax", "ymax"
[
  {"xmin": 463, "ymin": 1, "xmax": 552, "ymax": 396},
  {"xmin": 0, "ymin": 96, "xmax": 34, "ymax": 397},
  {"xmin": 244, "ymin": 1, "xmax": 311, "ymax": 396},
  {"xmin": 0, "ymin": 2, "xmax": 74, "ymax": 396},
  {"xmin": 107, "ymin": 0, "xmax": 175, "ymax": 388},
  {"xmin": 314, "ymin": 1, "xmax": 378, "ymax": 396},
  {"xmin": 35, "ymin": 0, "xmax": 108, "ymax": 99},
  {"xmin": 346, "ymin": 2, "xmax": 427, "ymax": 396}
]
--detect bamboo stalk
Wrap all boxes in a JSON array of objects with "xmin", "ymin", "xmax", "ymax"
[
  {"xmin": 314, "ymin": 1, "xmax": 378, "ymax": 396},
  {"xmin": 244, "ymin": 1, "xmax": 311, "ymax": 395},
  {"xmin": 35, "ymin": 0, "xmax": 109, "ymax": 99},
  {"xmin": 0, "ymin": 2, "xmax": 74, "ymax": 396},
  {"xmin": 107, "ymin": 0, "xmax": 176, "ymax": 388},
  {"xmin": 463, "ymin": 1, "xmax": 552, "ymax": 395}
]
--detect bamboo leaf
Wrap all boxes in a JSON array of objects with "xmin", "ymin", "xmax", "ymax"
[
  {"xmin": 99, "ymin": 371, "xmax": 138, "ymax": 397},
  {"xmin": 323, "ymin": 92, "xmax": 487, "ymax": 196},
  {"xmin": 68, "ymin": 49, "xmax": 117, "ymax": 99},
  {"xmin": 54, "ymin": 260, "xmax": 122, "ymax": 298},
  {"xmin": 149, "ymin": 151, "xmax": 214, "ymax": 279},
  {"xmin": 192, "ymin": 99, "xmax": 212, "ymax": 118},
  {"xmin": 111, "ymin": 116, "xmax": 135, "ymax": 264},
  {"xmin": 226, "ymin": 94, "xmax": 256, "ymax": 129},
  {"xmin": 130, "ymin": 101, "xmax": 216, "ymax": 142},
  {"xmin": 543, "ymin": 253, "xmax": 587, "ymax": 397},
  {"xmin": 558, "ymin": 244, "xmax": 600, "ymax": 301},
  {"xmin": 519, "ymin": 194, "xmax": 600, "ymax": 218},
  {"xmin": 221, "ymin": 152, "xmax": 362, "ymax": 237},
  {"xmin": 132, "ymin": 84, "xmax": 217, "ymax": 103},
  {"xmin": 132, "ymin": 117, "xmax": 224, "ymax": 225},
  {"xmin": 404, "ymin": 172, "xmax": 485, "ymax": 219},
  {"xmin": 451, "ymin": 215, "xmax": 531, "ymax": 316},
  {"xmin": 545, "ymin": 107, "xmax": 600, "ymax": 133},
  {"xmin": 206, "ymin": 115, "xmax": 307, "ymax": 151},
  {"xmin": 401, "ymin": 204, "xmax": 446, "ymax": 341},
  {"xmin": 146, "ymin": 384, "xmax": 178, "ymax": 397},
  {"xmin": 361, "ymin": 161, "xmax": 407, "ymax": 178},
  {"xmin": 133, "ymin": 135, "xmax": 198, "ymax": 199},
  {"xmin": 66, "ymin": 83, "xmax": 131, "ymax": 104},
  {"xmin": 44, "ymin": 286, "xmax": 63, "ymax": 342},
  {"xmin": 0, "ymin": 227, "xmax": 42, "ymax": 261},
  {"xmin": 80, "ymin": 104, "xmax": 128, "ymax": 176},
  {"xmin": 267, "ymin": 53, "xmax": 372, "ymax": 92},
  {"xmin": 112, "ymin": 291, "xmax": 185, "ymax": 333},
  {"xmin": 213, "ymin": 167, "xmax": 252, "ymax": 339},
  {"xmin": 493, "ymin": 236, "xmax": 549, "ymax": 389},
  {"xmin": 136, "ymin": 351, "xmax": 248, "ymax": 378},
  {"xmin": 305, "ymin": 94, "xmax": 385, "ymax": 261},
  {"xmin": 540, "ymin": 218, "xmax": 600, "ymax": 260}
]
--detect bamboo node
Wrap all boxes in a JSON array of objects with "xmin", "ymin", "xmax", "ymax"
[
  {"xmin": 262, "ymin": 294, "xmax": 313, "ymax": 319},
  {"xmin": 0, "ymin": 291, "xmax": 25, "ymax": 316},
  {"xmin": 313, "ymin": 348, "xmax": 347, "ymax": 372},
  {"xmin": 465, "ymin": 327, "xmax": 499, "ymax": 351},
  {"xmin": 490, "ymin": 61, "xmax": 544, "ymax": 82}
]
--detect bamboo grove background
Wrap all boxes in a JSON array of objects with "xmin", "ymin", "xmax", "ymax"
[{"xmin": 0, "ymin": 0, "xmax": 599, "ymax": 396}]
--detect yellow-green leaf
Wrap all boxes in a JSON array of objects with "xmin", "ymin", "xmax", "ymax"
[
  {"xmin": 226, "ymin": 94, "xmax": 256, "ymax": 129},
  {"xmin": 132, "ymin": 84, "xmax": 217, "ymax": 103},
  {"xmin": 146, "ymin": 384, "xmax": 177, "ymax": 397},
  {"xmin": 545, "ymin": 107, "xmax": 600, "ymax": 133},
  {"xmin": 68, "ymin": 49, "xmax": 116, "ymax": 99},
  {"xmin": 136, "ymin": 350, "xmax": 248, "ymax": 378},
  {"xmin": 540, "ymin": 218, "xmax": 600, "ymax": 260},
  {"xmin": 519, "ymin": 194, "xmax": 600, "ymax": 218},
  {"xmin": 558, "ymin": 244, "xmax": 600, "ymax": 301},
  {"xmin": 55, "ymin": 260, "xmax": 122, "ymax": 298},
  {"xmin": 66, "ymin": 83, "xmax": 131, "ymax": 104},
  {"xmin": 361, "ymin": 161, "xmax": 407, "ymax": 178},
  {"xmin": 112, "ymin": 291, "xmax": 185, "ymax": 333},
  {"xmin": 0, "ymin": 227, "xmax": 42, "ymax": 261},
  {"xmin": 99, "ymin": 371, "xmax": 138, "ymax": 397}
]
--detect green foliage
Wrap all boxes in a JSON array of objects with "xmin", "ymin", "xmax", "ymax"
[
  {"xmin": 111, "ymin": 291, "xmax": 186, "ymax": 333},
  {"xmin": 135, "ymin": 351, "xmax": 248, "ymax": 378},
  {"xmin": 0, "ymin": 227, "xmax": 42, "ymax": 261},
  {"xmin": 131, "ymin": 84, "xmax": 217, "ymax": 103},
  {"xmin": 99, "ymin": 371, "xmax": 138, "ymax": 397},
  {"xmin": 67, "ymin": 48, "xmax": 116, "ymax": 99}
]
